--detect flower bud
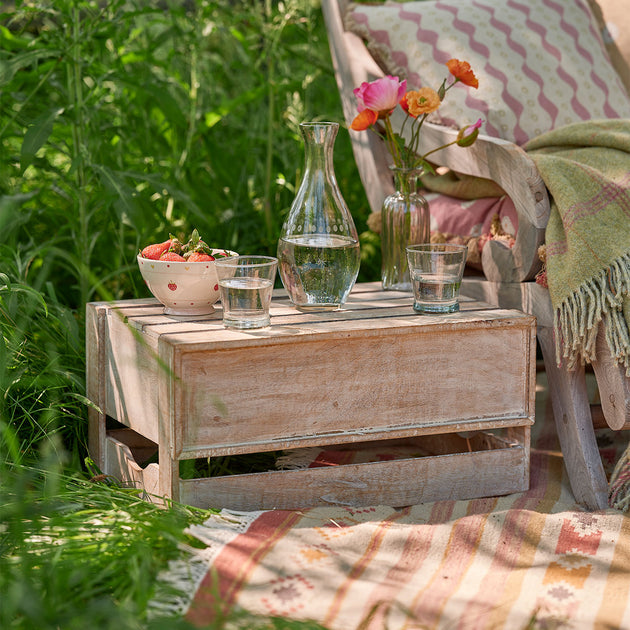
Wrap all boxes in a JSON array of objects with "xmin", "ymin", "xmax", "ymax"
[{"xmin": 456, "ymin": 119, "xmax": 482, "ymax": 147}]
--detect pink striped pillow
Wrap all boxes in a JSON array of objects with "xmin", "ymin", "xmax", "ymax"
[{"xmin": 346, "ymin": 0, "xmax": 630, "ymax": 145}]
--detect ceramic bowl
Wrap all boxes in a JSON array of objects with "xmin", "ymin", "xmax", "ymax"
[{"xmin": 137, "ymin": 250, "xmax": 238, "ymax": 316}]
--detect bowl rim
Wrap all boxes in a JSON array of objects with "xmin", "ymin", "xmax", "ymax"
[{"xmin": 137, "ymin": 249, "xmax": 239, "ymax": 265}]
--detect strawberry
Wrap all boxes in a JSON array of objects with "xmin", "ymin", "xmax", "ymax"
[
  {"xmin": 141, "ymin": 239, "xmax": 172, "ymax": 260},
  {"xmin": 187, "ymin": 252, "xmax": 215, "ymax": 262},
  {"xmin": 141, "ymin": 228, "xmax": 231, "ymax": 263},
  {"xmin": 159, "ymin": 251, "xmax": 186, "ymax": 262}
]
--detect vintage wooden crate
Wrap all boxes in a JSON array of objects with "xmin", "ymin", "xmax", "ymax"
[{"xmin": 87, "ymin": 282, "xmax": 537, "ymax": 510}]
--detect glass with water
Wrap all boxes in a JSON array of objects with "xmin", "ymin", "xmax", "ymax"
[
  {"xmin": 214, "ymin": 256, "xmax": 277, "ymax": 329},
  {"xmin": 406, "ymin": 244, "xmax": 467, "ymax": 314},
  {"xmin": 277, "ymin": 122, "xmax": 360, "ymax": 311}
]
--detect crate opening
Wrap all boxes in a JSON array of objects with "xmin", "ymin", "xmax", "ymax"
[
  {"xmin": 273, "ymin": 431, "xmax": 519, "ymax": 473},
  {"xmin": 106, "ymin": 424, "xmax": 520, "ymax": 480}
]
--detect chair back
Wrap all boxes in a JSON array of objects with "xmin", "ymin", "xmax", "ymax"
[{"xmin": 321, "ymin": 0, "xmax": 630, "ymax": 283}]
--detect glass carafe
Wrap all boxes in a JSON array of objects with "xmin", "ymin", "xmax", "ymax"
[{"xmin": 278, "ymin": 122, "xmax": 360, "ymax": 311}]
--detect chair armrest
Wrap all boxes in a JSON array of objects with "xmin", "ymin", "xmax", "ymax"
[
  {"xmin": 414, "ymin": 121, "xmax": 550, "ymax": 282},
  {"xmin": 322, "ymin": 0, "xmax": 394, "ymax": 214}
]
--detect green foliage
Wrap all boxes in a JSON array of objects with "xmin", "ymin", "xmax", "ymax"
[
  {"xmin": 0, "ymin": 461, "xmax": 198, "ymax": 628},
  {"xmin": 0, "ymin": 0, "xmax": 373, "ymax": 460},
  {"xmin": 1, "ymin": 460, "xmax": 328, "ymax": 629},
  {"xmin": 0, "ymin": 255, "xmax": 86, "ymax": 464},
  {"xmin": 1, "ymin": 0, "xmax": 375, "ymax": 626}
]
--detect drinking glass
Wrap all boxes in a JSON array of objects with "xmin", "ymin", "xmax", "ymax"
[
  {"xmin": 215, "ymin": 256, "xmax": 278, "ymax": 329},
  {"xmin": 406, "ymin": 244, "xmax": 467, "ymax": 314}
]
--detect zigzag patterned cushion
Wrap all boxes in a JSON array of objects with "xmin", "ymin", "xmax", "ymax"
[{"xmin": 346, "ymin": 0, "xmax": 630, "ymax": 145}]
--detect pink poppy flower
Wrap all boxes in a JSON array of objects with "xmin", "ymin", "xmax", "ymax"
[{"xmin": 353, "ymin": 76, "xmax": 406, "ymax": 117}]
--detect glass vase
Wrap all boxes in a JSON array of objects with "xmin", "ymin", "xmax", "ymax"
[
  {"xmin": 381, "ymin": 167, "xmax": 431, "ymax": 291},
  {"xmin": 278, "ymin": 122, "xmax": 360, "ymax": 311}
]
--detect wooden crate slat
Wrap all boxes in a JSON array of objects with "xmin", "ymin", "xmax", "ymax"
[
  {"xmin": 177, "ymin": 416, "xmax": 532, "ymax": 458},
  {"xmin": 177, "ymin": 443, "xmax": 528, "ymax": 511},
  {"xmin": 170, "ymin": 325, "xmax": 532, "ymax": 455}
]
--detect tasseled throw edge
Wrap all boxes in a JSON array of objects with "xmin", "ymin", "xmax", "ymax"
[
  {"xmin": 609, "ymin": 447, "xmax": 630, "ymax": 511},
  {"xmin": 553, "ymin": 251, "xmax": 630, "ymax": 376},
  {"xmin": 147, "ymin": 509, "xmax": 263, "ymax": 619}
]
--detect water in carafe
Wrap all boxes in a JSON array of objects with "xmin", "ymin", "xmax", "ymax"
[{"xmin": 278, "ymin": 122, "xmax": 360, "ymax": 311}]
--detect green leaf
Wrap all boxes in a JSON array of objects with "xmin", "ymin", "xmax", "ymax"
[
  {"xmin": 91, "ymin": 164, "xmax": 141, "ymax": 222},
  {"xmin": 20, "ymin": 107, "xmax": 64, "ymax": 174},
  {"xmin": 0, "ymin": 48, "xmax": 61, "ymax": 86},
  {"xmin": 0, "ymin": 192, "xmax": 36, "ymax": 239},
  {"xmin": 204, "ymin": 84, "xmax": 267, "ymax": 129},
  {"xmin": 119, "ymin": 75, "xmax": 187, "ymax": 129}
]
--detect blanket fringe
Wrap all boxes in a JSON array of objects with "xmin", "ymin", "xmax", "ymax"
[
  {"xmin": 148, "ymin": 509, "xmax": 263, "ymax": 619},
  {"xmin": 554, "ymin": 251, "xmax": 630, "ymax": 375},
  {"xmin": 609, "ymin": 443, "xmax": 630, "ymax": 511}
]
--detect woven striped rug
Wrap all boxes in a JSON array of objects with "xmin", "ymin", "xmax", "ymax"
[{"xmin": 151, "ymin": 379, "xmax": 630, "ymax": 629}]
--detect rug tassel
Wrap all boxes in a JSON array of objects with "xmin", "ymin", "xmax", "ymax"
[
  {"xmin": 148, "ymin": 509, "xmax": 263, "ymax": 619},
  {"xmin": 276, "ymin": 447, "xmax": 323, "ymax": 470}
]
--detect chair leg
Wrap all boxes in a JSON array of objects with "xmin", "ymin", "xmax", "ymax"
[
  {"xmin": 591, "ymin": 317, "xmax": 630, "ymax": 430},
  {"xmin": 537, "ymin": 326, "xmax": 609, "ymax": 510}
]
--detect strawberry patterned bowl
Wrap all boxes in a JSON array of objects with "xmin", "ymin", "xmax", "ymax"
[{"xmin": 137, "ymin": 250, "xmax": 238, "ymax": 316}]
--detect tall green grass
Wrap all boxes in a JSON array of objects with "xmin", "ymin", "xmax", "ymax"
[
  {"xmin": 0, "ymin": 460, "xmax": 329, "ymax": 629},
  {"xmin": 1, "ymin": 0, "xmax": 375, "ymax": 463},
  {"xmin": 0, "ymin": 0, "xmax": 375, "ymax": 626}
]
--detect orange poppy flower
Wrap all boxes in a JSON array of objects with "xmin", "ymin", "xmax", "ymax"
[
  {"xmin": 350, "ymin": 108, "xmax": 378, "ymax": 131},
  {"xmin": 399, "ymin": 92, "xmax": 415, "ymax": 117},
  {"xmin": 446, "ymin": 59, "xmax": 479, "ymax": 89},
  {"xmin": 406, "ymin": 88, "xmax": 441, "ymax": 117}
]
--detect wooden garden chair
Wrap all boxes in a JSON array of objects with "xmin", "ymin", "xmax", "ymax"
[{"xmin": 321, "ymin": 0, "xmax": 630, "ymax": 509}]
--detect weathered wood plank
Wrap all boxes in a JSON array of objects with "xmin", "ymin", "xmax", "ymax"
[
  {"xmin": 591, "ymin": 316, "xmax": 630, "ymax": 430},
  {"xmin": 178, "ymin": 442, "xmax": 528, "ymax": 510},
  {"xmin": 176, "ymin": 416, "xmax": 533, "ymax": 460},
  {"xmin": 103, "ymin": 310, "xmax": 161, "ymax": 442},
  {"xmin": 104, "ymin": 429, "xmax": 528, "ymax": 510},
  {"xmin": 537, "ymin": 326, "xmax": 609, "ymax": 510},
  {"xmin": 86, "ymin": 302, "xmax": 108, "ymax": 470},
  {"xmin": 170, "ymin": 325, "xmax": 532, "ymax": 456},
  {"xmin": 105, "ymin": 433, "xmax": 160, "ymax": 498}
]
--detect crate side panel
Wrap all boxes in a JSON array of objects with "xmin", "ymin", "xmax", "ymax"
[
  {"xmin": 104, "ymin": 434, "xmax": 160, "ymax": 498},
  {"xmin": 175, "ymin": 322, "xmax": 532, "ymax": 453},
  {"xmin": 87, "ymin": 303, "xmax": 108, "ymax": 468},
  {"xmin": 104, "ymin": 311, "xmax": 162, "ymax": 443}
]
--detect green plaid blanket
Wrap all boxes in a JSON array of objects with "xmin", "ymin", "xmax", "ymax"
[{"xmin": 525, "ymin": 120, "xmax": 630, "ymax": 373}]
